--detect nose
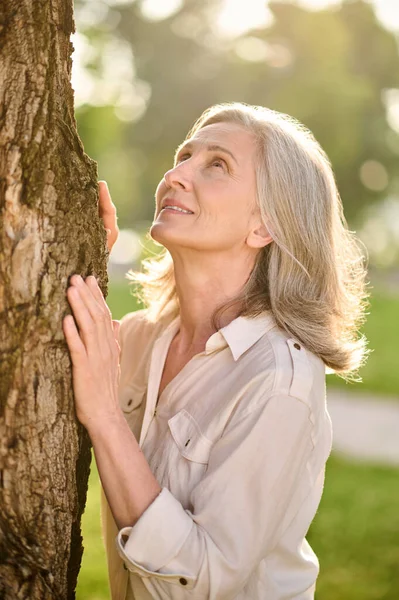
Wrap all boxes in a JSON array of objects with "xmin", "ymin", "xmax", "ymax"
[{"xmin": 164, "ymin": 162, "xmax": 192, "ymax": 191}]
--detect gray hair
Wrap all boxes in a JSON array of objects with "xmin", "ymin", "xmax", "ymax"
[{"xmin": 129, "ymin": 102, "xmax": 371, "ymax": 380}]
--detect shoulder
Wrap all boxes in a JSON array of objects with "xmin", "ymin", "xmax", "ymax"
[
  {"xmin": 119, "ymin": 308, "xmax": 172, "ymax": 347},
  {"xmin": 237, "ymin": 324, "xmax": 326, "ymax": 417},
  {"xmin": 259, "ymin": 327, "xmax": 330, "ymax": 452},
  {"xmin": 225, "ymin": 326, "xmax": 330, "ymax": 458},
  {"xmin": 264, "ymin": 327, "xmax": 326, "ymax": 409},
  {"xmin": 118, "ymin": 308, "xmax": 176, "ymax": 390},
  {"xmin": 118, "ymin": 308, "xmax": 178, "ymax": 368},
  {"xmin": 119, "ymin": 308, "xmax": 150, "ymax": 343},
  {"xmin": 262, "ymin": 327, "xmax": 332, "ymax": 469}
]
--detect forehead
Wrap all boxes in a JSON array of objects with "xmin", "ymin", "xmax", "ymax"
[{"xmin": 179, "ymin": 122, "xmax": 257, "ymax": 163}]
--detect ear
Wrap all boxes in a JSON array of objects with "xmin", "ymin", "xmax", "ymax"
[{"xmin": 246, "ymin": 222, "xmax": 273, "ymax": 249}]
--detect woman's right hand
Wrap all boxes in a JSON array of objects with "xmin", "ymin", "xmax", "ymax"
[{"xmin": 98, "ymin": 181, "xmax": 119, "ymax": 253}]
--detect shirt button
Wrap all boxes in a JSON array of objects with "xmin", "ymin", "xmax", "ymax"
[
  {"xmin": 123, "ymin": 563, "xmax": 128, "ymax": 570},
  {"xmin": 293, "ymin": 342, "xmax": 301, "ymax": 350},
  {"xmin": 179, "ymin": 577, "xmax": 188, "ymax": 585}
]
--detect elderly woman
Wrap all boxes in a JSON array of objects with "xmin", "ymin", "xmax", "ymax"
[{"xmin": 63, "ymin": 103, "xmax": 369, "ymax": 599}]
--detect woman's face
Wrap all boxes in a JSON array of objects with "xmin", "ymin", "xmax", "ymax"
[{"xmin": 151, "ymin": 122, "xmax": 262, "ymax": 254}]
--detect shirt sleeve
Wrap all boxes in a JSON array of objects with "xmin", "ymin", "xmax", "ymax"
[{"xmin": 116, "ymin": 392, "xmax": 315, "ymax": 599}]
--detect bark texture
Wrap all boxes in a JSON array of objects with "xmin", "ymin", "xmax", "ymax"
[{"xmin": 0, "ymin": 1, "xmax": 108, "ymax": 598}]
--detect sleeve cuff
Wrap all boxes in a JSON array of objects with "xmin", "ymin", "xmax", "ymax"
[{"xmin": 116, "ymin": 487, "xmax": 194, "ymax": 573}]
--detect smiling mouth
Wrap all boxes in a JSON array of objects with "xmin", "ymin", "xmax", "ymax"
[{"xmin": 161, "ymin": 205, "xmax": 194, "ymax": 215}]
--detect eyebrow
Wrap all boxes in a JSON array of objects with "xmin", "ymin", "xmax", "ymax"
[{"xmin": 175, "ymin": 141, "xmax": 238, "ymax": 165}]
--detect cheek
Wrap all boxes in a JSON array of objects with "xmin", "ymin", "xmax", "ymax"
[
  {"xmin": 155, "ymin": 179, "xmax": 167, "ymax": 206},
  {"xmin": 202, "ymin": 189, "xmax": 248, "ymax": 224}
]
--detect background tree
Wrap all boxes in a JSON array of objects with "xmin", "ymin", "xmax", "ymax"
[
  {"xmin": 0, "ymin": 1, "xmax": 107, "ymax": 597},
  {"xmin": 75, "ymin": 0, "xmax": 399, "ymax": 228}
]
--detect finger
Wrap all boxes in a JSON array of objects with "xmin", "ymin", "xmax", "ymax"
[
  {"xmin": 105, "ymin": 228, "xmax": 115, "ymax": 253},
  {"xmin": 66, "ymin": 284, "xmax": 99, "ymax": 348},
  {"xmin": 85, "ymin": 275, "xmax": 112, "ymax": 315},
  {"xmin": 63, "ymin": 314, "xmax": 87, "ymax": 363},
  {"xmin": 69, "ymin": 276, "xmax": 110, "ymax": 324},
  {"xmin": 85, "ymin": 277, "xmax": 119, "ymax": 350},
  {"xmin": 98, "ymin": 183, "xmax": 119, "ymax": 247},
  {"xmin": 98, "ymin": 181, "xmax": 117, "ymax": 218},
  {"xmin": 98, "ymin": 181, "xmax": 111, "ymax": 212},
  {"xmin": 71, "ymin": 275, "xmax": 116, "ymax": 351}
]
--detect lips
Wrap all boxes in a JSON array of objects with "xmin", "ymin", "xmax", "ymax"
[{"xmin": 161, "ymin": 197, "xmax": 194, "ymax": 214}]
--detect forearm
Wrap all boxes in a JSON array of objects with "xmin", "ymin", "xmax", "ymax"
[
  {"xmin": 115, "ymin": 395, "xmax": 316, "ymax": 599},
  {"xmin": 87, "ymin": 410, "xmax": 162, "ymax": 530}
]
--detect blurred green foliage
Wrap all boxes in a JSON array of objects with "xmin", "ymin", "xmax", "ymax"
[
  {"xmin": 327, "ymin": 285, "xmax": 399, "ymax": 395},
  {"xmin": 309, "ymin": 454, "xmax": 399, "ymax": 600},
  {"xmin": 75, "ymin": 0, "xmax": 399, "ymax": 230}
]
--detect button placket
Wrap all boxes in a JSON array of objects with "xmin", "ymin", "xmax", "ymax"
[{"xmin": 139, "ymin": 325, "xmax": 178, "ymax": 447}]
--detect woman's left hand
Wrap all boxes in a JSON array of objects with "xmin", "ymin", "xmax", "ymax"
[{"xmin": 63, "ymin": 274, "xmax": 122, "ymax": 430}]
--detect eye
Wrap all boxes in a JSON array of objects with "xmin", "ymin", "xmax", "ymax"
[
  {"xmin": 209, "ymin": 157, "xmax": 227, "ymax": 170},
  {"xmin": 176, "ymin": 153, "xmax": 190, "ymax": 164}
]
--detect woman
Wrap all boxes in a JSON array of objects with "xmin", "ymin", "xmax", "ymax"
[{"xmin": 63, "ymin": 102, "xmax": 370, "ymax": 599}]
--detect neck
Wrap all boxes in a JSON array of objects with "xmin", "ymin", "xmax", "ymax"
[{"xmin": 170, "ymin": 248, "xmax": 257, "ymax": 355}]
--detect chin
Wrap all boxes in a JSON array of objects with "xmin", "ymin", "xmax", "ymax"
[
  {"xmin": 150, "ymin": 221, "xmax": 200, "ymax": 252},
  {"xmin": 150, "ymin": 220, "xmax": 179, "ymax": 248}
]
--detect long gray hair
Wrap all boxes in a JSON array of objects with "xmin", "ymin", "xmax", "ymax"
[{"xmin": 128, "ymin": 102, "xmax": 371, "ymax": 380}]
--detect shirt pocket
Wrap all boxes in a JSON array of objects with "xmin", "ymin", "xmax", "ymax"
[
  {"xmin": 168, "ymin": 409, "xmax": 213, "ymax": 465},
  {"xmin": 120, "ymin": 382, "xmax": 147, "ymax": 413}
]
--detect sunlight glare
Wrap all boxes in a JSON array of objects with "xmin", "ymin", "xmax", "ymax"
[
  {"xmin": 373, "ymin": 0, "xmax": 399, "ymax": 31},
  {"xmin": 140, "ymin": 0, "xmax": 183, "ymax": 22},
  {"xmin": 295, "ymin": 0, "xmax": 340, "ymax": 10},
  {"xmin": 295, "ymin": 0, "xmax": 399, "ymax": 31},
  {"xmin": 382, "ymin": 89, "xmax": 399, "ymax": 134},
  {"xmin": 217, "ymin": 0, "xmax": 273, "ymax": 38}
]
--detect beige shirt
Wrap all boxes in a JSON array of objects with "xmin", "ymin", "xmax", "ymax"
[{"xmin": 100, "ymin": 308, "xmax": 333, "ymax": 600}]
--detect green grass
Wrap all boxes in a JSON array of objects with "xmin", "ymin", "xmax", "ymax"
[
  {"xmin": 327, "ymin": 287, "xmax": 399, "ymax": 397},
  {"xmin": 309, "ymin": 455, "xmax": 399, "ymax": 600},
  {"xmin": 76, "ymin": 460, "xmax": 109, "ymax": 600}
]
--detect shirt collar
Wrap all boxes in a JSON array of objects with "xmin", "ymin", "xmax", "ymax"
[
  {"xmin": 213, "ymin": 312, "xmax": 278, "ymax": 360},
  {"xmin": 159, "ymin": 311, "xmax": 278, "ymax": 361}
]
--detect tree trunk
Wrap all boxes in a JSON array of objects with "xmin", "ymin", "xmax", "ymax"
[{"xmin": 0, "ymin": 1, "xmax": 108, "ymax": 598}]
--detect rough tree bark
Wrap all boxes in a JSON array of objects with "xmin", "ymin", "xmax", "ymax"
[{"xmin": 0, "ymin": 1, "xmax": 108, "ymax": 598}]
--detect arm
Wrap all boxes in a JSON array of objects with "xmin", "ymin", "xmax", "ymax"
[
  {"xmin": 89, "ymin": 412, "xmax": 161, "ymax": 531},
  {"xmin": 63, "ymin": 274, "xmax": 161, "ymax": 531},
  {"xmin": 115, "ymin": 392, "xmax": 316, "ymax": 599}
]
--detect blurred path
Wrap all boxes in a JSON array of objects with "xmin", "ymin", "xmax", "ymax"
[{"xmin": 326, "ymin": 388, "xmax": 399, "ymax": 466}]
